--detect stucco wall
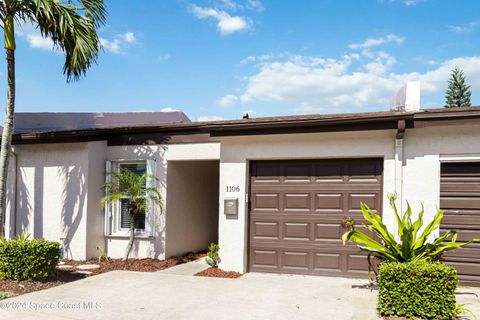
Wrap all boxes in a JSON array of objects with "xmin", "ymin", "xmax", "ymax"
[
  {"xmin": 165, "ymin": 160, "xmax": 219, "ymax": 257},
  {"xmin": 402, "ymin": 123, "xmax": 480, "ymax": 235},
  {"xmin": 105, "ymin": 142, "xmax": 220, "ymax": 259},
  {"xmin": 105, "ymin": 145, "xmax": 167, "ymax": 259},
  {"xmin": 218, "ymin": 130, "xmax": 397, "ymax": 273},
  {"xmin": 12, "ymin": 143, "xmax": 90, "ymax": 259},
  {"xmin": 217, "ymin": 124, "xmax": 480, "ymax": 273},
  {"xmin": 85, "ymin": 141, "xmax": 108, "ymax": 258}
]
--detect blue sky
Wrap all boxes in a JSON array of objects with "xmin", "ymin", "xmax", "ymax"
[{"xmin": 1, "ymin": 0, "xmax": 479, "ymax": 121}]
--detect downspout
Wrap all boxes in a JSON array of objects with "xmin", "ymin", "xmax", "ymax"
[
  {"xmin": 8, "ymin": 148, "xmax": 17, "ymax": 238},
  {"xmin": 394, "ymin": 119, "xmax": 406, "ymax": 229}
]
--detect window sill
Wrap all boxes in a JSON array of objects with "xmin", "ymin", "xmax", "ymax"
[{"xmin": 105, "ymin": 233, "xmax": 155, "ymax": 240}]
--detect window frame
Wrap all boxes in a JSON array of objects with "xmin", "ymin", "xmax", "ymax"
[{"xmin": 114, "ymin": 160, "xmax": 148, "ymax": 234}]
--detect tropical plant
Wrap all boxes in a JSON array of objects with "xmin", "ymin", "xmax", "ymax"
[
  {"xmin": 342, "ymin": 194, "xmax": 480, "ymax": 267},
  {"xmin": 101, "ymin": 168, "xmax": 163, "ymax": 260},
  {"xmin": 0, "ymin": 0, "xmax": 107, "ymax": 238},
  {"xmin": 96, "ymin": 246, "xmax": 109, "ymax": 262},
  {"xmin": 445, "ymin": 67, "xmax": 472, "ymax": 108},
  {"xmin": 205, "ymin": 242, "xmax": 221, "ymax": 268}
]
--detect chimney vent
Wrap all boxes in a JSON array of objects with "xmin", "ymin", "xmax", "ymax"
[{"xmin": 390, "ymin": 81, "xmax": 420, "ymax": 112}]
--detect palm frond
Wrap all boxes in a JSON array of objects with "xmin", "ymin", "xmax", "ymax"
[{"xmin": 18, "ymin": 0, "xmax": 106, "ymax": 81}]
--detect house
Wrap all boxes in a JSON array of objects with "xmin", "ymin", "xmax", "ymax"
[{"xmin": 3, "ymin": 88, "xmax": 480, "ymax": 287}]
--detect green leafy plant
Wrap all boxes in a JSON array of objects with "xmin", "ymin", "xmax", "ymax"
[
  {"xmin": 342, "ymin": 194, "xmax": 480, "ymax": 265},
  {"xmin": 96, "ymin": 246, "xmax": 110, "ymax": 262},
  {"xmin": 0, "ymin": 291, "xmax": 15, "ymax": 301},
  {"xmin": 378, "ymin": 260, "xmax": 457, "ymax": 320},
  {"xmin": 206, "ymin": 243, "xmax": 221, "ymax": 268},
  {"xmin": 455, "ymin": 303, "xmax": 476, "ymax": 320},
  {"xmin": 0, "ymin": 233, "xmax": 61, "ymax": 280},
  {"xmin": 101, "ymin": 168, "xmax": 163, "ymax": 260}
]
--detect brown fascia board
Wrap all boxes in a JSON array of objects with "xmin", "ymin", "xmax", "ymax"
[
  {"xmin": 206, "ymin": 113, "xmax": 415, "ymax": 137},
  {"xmin": 10, "ymin": 107, "xmax": 480, "ymax": 143},
  {"xmin": 11, "ymin": 124, "xmax": 207, "ymax": 145}
]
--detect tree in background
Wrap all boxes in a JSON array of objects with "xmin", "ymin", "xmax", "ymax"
[
  {"xmin": 445, "ymin": 67, "xmax": 472, "ymax": 108},
  {"xmin": 0, "ymin": 1, "xmax": 106, "ymax": 238}
]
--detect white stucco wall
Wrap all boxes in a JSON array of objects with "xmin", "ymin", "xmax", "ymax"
[
  {"xmin": 218, "ymin": 130, "xmax": 397, "ymax": 273},
  {"xmin": 402, "ymin": 123, "xmax": 480, "ymax": 237},
  {"xmin": 105, "ymin": 142, "xmax": 220, "ymax": 259},
  {"xmin": 217, "ymin": 123, "xmax": 480, "ymax": 273},
  {"xmin": 11, "ymin": 143, "xmax": 90, "ymax": 259},
  {"xmin": 165, "ymin": 160, "xmax": 219, "ymax": 257}
]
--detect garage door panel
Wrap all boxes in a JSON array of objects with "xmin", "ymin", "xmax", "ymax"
[
  {"xmin": 284, "ymin": 193, "xmax": 311, "ymax": 211},
  {"xmin": 315, "ymin": 193, "xmax": 343, "ymax": 212},
  {"xmin": 314, "ymin": 163, "xmax": 345, "ymax": 182},
  {"xmin": 314, "ymin": 223, "xmax": 343, "ymax": 242},
  {"xmin": 346, "ymin": 253, "xmax": 370, "ymax": 274},
  {"xmin": 440, "ymin": 162, "xmax": 480, "ymax": 287},
  {"xmin": 251, "ymin": 249, "xmax": 278, "ymax": 268},
  {"xmin": 314, "ymin": 252, "xmax": 341, "ymax": 271},
  {"xmin": 441, "ymin": 196, "xmax": 480, "ymax": 209},
  {"xmin": 348, "ymin": 193, "xmax": 380, "ymax": 211},
  {"xmin": 283, "ymin": 222, "xmax": 310, "ymax": 240},
  {"xmin": 252, "ymin": 221, "xmax": 279, "ymax": 239},
  {"xmin": 283, "ymin": 251, "xmax": 310, "ymax": 270},
  {"xmin": 252, "ymin": 193, "xmax": 280, "ymax": 211},
  {"xmin": 249, "ymin": 158, "xmax": 383, "ymax": 278}
]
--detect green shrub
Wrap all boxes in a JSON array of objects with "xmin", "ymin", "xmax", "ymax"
[
  {"xmin": 0, "ymin": 234, "xmax": 61, "ymax": 280},
  {"xmin": 378, "ymin": 260, "xmax": 457, "ymax": 320},
  {"xmin": 205, "ymin": 242, "xmax": 221, "ymax": 268}
]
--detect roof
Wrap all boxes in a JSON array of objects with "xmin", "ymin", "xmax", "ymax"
[
  {"xmin": 10, "ymin": 106, "xmax": 480, "ymax": 144},
  {"xmin": 13, "ymin": 111, "xmax": 190, "ymax": 134}
]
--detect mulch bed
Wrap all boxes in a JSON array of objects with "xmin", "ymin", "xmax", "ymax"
[
  {"xmin": 195, "ymin": 267, "xmax": 242, "ymax": 278},
  {"xmin": 0, "ymin": 251, "xmax": 206, "ymax": 298}
]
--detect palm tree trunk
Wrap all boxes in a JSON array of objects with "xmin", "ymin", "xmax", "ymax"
[
  {"xmin": 124, "ymin": 213, "xmax": 135, "ymax": 260},
  {"xmin": 0, "ymin": 47, "xmax": 15, "ymax": 238}
]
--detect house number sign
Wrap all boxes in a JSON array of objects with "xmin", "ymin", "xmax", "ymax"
[{"xmin": 226, "ymin": 186, "xmax": 240, "ymax": 192}]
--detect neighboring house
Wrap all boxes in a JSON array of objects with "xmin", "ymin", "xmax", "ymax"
[{"xmin": 3, "ymin": 102, "xmax": 480, "ymax": 286}]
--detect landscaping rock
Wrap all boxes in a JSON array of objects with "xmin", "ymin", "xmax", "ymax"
[
  {"xmin": 76, "ymin": 264, "xmax": 100, "ymax": 270},
  {"xmin": 56, "ymin": 265, "xmax": 73, "ymax": 270}
]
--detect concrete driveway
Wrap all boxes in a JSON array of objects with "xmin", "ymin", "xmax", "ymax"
[{"xmin": 0, "ymin": 270, "xmax": 479, "ymax": 320}]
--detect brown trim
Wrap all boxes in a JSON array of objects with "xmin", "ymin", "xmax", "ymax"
[{"xmin": 9, "ymin": 107, "xmax": 480, "ymax": 144}]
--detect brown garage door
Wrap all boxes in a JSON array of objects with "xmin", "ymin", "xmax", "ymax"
[
  {"xmin": 440, "ymin": 162, "xmax": 480, "ymax": 287},
  {"xmin": 248, "ymin": 158, "xmax": 383, "ymax": 277}
]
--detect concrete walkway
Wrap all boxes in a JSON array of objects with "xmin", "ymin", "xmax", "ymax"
[
  {"xmin": 0, "ymin": 271, "xmax": 478, "ymax": 320},
  {"xmin": 158, "ymin": 258, "xmax": 209, "ymax": 275}
]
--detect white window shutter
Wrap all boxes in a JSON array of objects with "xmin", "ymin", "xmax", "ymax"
[
  {"xmin": 145, "ymin": 159, "xmax": 156, "ymax": 237},
  {"xmin": 104, "ymin": 161, "xmax": 112, "ymax": 236}
]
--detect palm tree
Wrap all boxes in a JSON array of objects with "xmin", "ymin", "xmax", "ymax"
[
  {"xmin": 0, "ymin": 0, "xmax": 106, "ymax": 238},
  {"xmin": 101, "ymin": 168, "xmax": 163, "ymax": 260}
]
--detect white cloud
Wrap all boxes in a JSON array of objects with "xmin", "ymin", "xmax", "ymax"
[
  {"xmin": 349, "ymin": 34, "xmax": 405, "ymax": 50},
  {"xmin": 235, "ymin": 54, "xmax": 480, "ymax": 113},
  {"xmin": 100, "ymin": 31, "xmax": 137, "ymax": 54},
  {"xmin": 16, "ymin": 23, "xmax": 56, "ymax": 51},
  {"xmin": 403, "ymin": 0, "xmax": 425, "ymax": 5},
  {"xmin": 218, "ymin": 94, "xmax": 238, "ymax": 107},
  {"xmin": 449, "ymin": 21, "xmax": 480, "ymax": 33},
  {"xmin": 197, "ymin": 115, "xmax": 225, "ymax": 121},
  {"xmin": 246, "ymin": 0, "xmax": 264, "ymax": 12},
  {"xmin": 26, "ymin": 34, "xmax": 55, "ymax": 50},
  {"xmin": 160, "ymin": 107, "xmax": 179, "ymax": 112},
  {"xmin": 191, "ymin": 5, "xmax": 250, "ymax": 35},
  {"xmin": 123, "ymin": 32, "xmax": 136, "ymax": 44}
]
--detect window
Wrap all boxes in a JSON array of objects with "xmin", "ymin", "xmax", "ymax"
[
  {"xmin": 118, "ymin": 162, "xmax": 146, "ymax": 231},
  {"xmin": 104, "ymin": 159, "xmax": 156, "ymax": 237}
]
